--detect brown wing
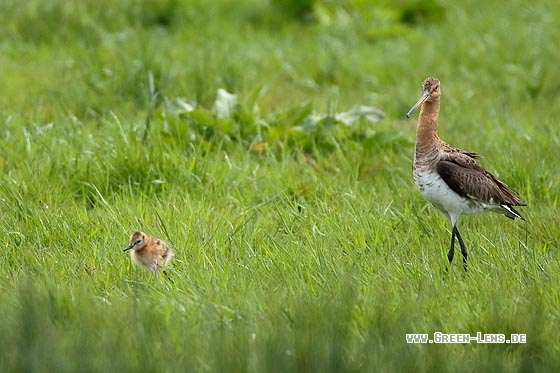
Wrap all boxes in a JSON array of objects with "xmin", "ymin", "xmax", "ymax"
[
  {"xmin": 440, "ymin": 142, "xmax": 481, "ymax": 160},
  {"xmin": 436, "ymin": 159, "xmax": 525, "ymax": 207}
]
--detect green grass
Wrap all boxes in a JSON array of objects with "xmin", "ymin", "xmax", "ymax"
[{"xmin": 0, "ymin": 0, "xmax": 559, "ymax": 371}]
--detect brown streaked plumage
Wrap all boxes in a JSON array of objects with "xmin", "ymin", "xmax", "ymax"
[
  {"xmin": 124, "ymin": 231, "xmax": 174, "ymax": 275},
  {"xmin": 407, "ymin": 77, "xmax": 526, "ymax": 270}
]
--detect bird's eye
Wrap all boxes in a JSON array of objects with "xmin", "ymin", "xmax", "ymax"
[{"xmin": 135, "ymin": 239, "xmax": 142, "ymax": 245}]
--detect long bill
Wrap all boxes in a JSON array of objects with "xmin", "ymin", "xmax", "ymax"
[
  {"xmin": 123, "ymin": 245, "xmax": 133, "ymax": 252},
  {"xmin": 406, "ymin": 90, "xmax": 430, "ymax": 118}
]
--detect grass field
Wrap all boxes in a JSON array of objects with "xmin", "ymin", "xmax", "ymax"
[{"xmin": 1, "ymin": 0, "xmax": 559, "ymax": 371}]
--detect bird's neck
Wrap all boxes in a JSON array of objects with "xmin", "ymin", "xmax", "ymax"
[{"xmin": 416, "ymin": 99, "xmax": 441, "ymax": 152}]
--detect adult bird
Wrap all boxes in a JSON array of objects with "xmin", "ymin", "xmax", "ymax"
[{"xmin": 406, "ymin": 77, "xmax": 526, "ymax": 270}]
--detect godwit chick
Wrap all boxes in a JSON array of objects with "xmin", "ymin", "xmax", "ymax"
[
  {"xmin": 406, "ymin": 77, "xmax": 526, "ymax": 269},
  {"xmin": 124, "ymin": 231, "xmax": 174, "ymax": 275}
]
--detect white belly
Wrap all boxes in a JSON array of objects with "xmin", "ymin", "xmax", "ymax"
[{"xmin": 414, "ymin": 168, "xmax": 484, "ymax": 225}]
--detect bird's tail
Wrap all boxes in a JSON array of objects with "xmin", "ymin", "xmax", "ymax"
[{"xmin": 501, "ymin": 204, "xmax": 525, "ymax": 220}]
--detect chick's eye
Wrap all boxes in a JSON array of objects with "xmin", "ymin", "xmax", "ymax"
[{"xmin": 135, "ymin": 239, "xmax": 142, "ymax": 245}]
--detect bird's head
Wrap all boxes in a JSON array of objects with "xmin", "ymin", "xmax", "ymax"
[
  {"xmin": 406, "ymin": 77, "xmax": 441, "ymax": 118},
  {"xmin": 124, "ymin": 231, "xmax": 146, "ymax": 252}
]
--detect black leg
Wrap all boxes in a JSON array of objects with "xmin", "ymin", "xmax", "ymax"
[
  {"xmin": 453, "ymin": 226, "xmax": 468, "ymax": 271},
  {"xmin": 447, "ymin": 227, "xmax": 456, "ymax": 264},
  {"xmin": 163, "ymin": 270, "xmax": 174, "ymax": 284}
]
